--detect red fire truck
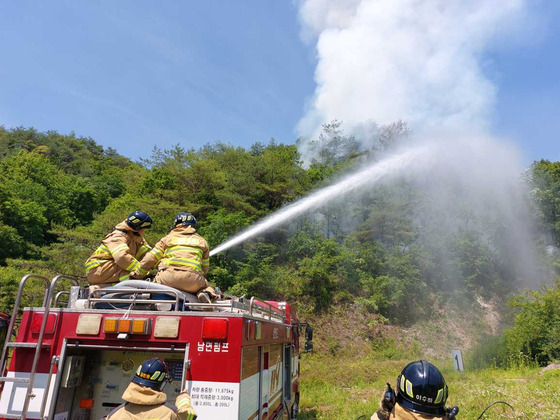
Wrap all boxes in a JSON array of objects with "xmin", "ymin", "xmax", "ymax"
[{"xmin": 0, "ymin": 274, "xmax": 312, "ymax": 420}]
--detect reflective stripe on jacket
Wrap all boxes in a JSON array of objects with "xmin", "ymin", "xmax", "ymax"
[
  {"xmin": 139, "ymin": 225, "xmax": 209, "ymax": 276},
  {"xmin": 85, "ymin": 221, "xmax": 151, "ymax": 283}
]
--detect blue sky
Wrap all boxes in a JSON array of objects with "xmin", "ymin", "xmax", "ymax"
[
  {"xmin": 491, "ymin": 1, "xmax": 560, "ymax": 163},
  {"xmin": 0, "ymin": 1, "xmax": 558, "ymax": 164}
]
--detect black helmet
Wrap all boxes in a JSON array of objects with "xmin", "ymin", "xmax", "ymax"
[
  {"xmin": 396, "ymin": 360, "xmax": 448, "ymax": 416},
  {"xmin": 126, "ymin": 211, "xmax": 152, "ymax": 231},
  {"xmin": 132, "ymin": 358, "xmax": 170, "ymax": 390},
  {"xmin": 173, "ymin": 212, "xmax": 197, "ymax": 228}
]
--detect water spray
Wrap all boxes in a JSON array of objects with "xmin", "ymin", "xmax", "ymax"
[{"xmin": 210, "ymin": 145, "xmax": 430, "ymax": 257}]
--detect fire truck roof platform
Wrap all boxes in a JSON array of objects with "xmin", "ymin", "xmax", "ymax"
[{"xmin": 25, "ymin": 276, "xmax": 293, "ymax": 325}]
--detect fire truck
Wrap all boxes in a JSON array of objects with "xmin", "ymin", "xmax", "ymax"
[{"xmin": 0, "ymin": 274, "xmax": 313, "ymax": 420}]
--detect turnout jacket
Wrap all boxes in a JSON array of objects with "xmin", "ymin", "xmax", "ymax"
[
  {"xmin": 373, "ymin": 403, "xmax": 450, "ymax": 420},
  {"xmin": 139, "ymin": 225, "xmax": 209, "ymax": 276},
  {"xmin": 106, "ymin": 382, "xmax": 196, "ymax": 420},
  {"xmin": 84, "ymin": 221, "xmax": 151, "ymax": 285}
]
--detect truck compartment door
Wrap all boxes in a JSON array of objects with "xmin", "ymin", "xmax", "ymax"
[{"xmin": 50, "ymin": 346, "xmax": 188, "ymax": 420}]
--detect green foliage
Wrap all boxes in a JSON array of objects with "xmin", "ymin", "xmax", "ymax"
[
  {"xmin": 228, "ymin": 251, "xmax": 279, "ymax": 299},
  {"xmin": 1, "ymin": 125, "xmax": 559, "ymax": 344},
  {"xmin": 0, "ymin": 127, "xmax": 135, "ymax": 264},
  {"xmin": 0, "ymin": 265, "xmax": 57, "ymax": 314},
  {"xmin": 451, "ymin": 230, "xmax": 501, "ymax": 294},
  {"xmin": 468, "ymin": 334, "xmax": 539, "ymax": 370},
  {"xmin": 304, "ymin": 120, "xmax": 362, "ymax": 167},
  {"xmin": 531, "ymin": 160, "xmax": 560, "ymax": 246},
  {"xmin": 143, "ymin": 141, "xmax": 308, "ymax": 217},
  {"xmin": 0, "ymin": 224, "xmax": 26, "ymax": 261},
  {"xmin": 0, "ymin": 151, "xmax": 94, "ymax": 248},
  {"xmin": 503, "ymin": 280, "xmax": 560, "ymax": 365},
  {"xmin": 468, "ymin": 280, "xmax": 560, "ymax": 368},
  {"xmin": 199, "ymin": 209, "xmax": 252, "ymax": 249}
]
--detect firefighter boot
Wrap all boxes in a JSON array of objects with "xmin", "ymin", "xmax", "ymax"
[
  {"xmin": 202, "ymin": 286, "xmax": 220, "ymax": 301},
  {"xmin": 197, "ymin": 291, "xmax": 215, "ymax": 312},
  {"xmin": 197, "ymin": 291, "xmax": 212, "ymax": 304},
  {"xmin": 88, "ymin": 285, "xmax": 102, "ymax": 296}
]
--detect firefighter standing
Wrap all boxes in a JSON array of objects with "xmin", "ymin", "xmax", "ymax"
[
  {"xmin": 134, "ymin": 212, "xmax": 218, "ymax": 303},
  {"xmin": 105, "ymin": 357, "xmax": 197, "ymax": 420},
  {"xmin": 372, "ymin": 360, "xmax": 459, "ymax": 420},
  {"xmin": 85, "ymin": 211, "xmax": 153, "ymax": 286}
]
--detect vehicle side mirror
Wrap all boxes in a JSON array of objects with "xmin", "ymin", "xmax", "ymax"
[
  {"xmin": 305, "ymin": 325, "xmax": 313, "ymax": 341},
  {"xmin": 304, "ymin": 325, "xmax": 313, "ymax": 352}
]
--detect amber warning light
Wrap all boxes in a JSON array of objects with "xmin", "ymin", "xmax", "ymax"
[
  {"xmin": 202, "ymin": 318, "xmax": 228, "ymax": 341},
  {"xmin": 103, "ymin": 317, "xmax": 150, "ymax": 335}
]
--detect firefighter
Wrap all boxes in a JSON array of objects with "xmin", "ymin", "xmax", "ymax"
[
  {"xmin": 133, "ymin": 212, "xmax": 218, "ymax": 303},
  {"xmin": 105, "ymin": 357, "xmax": 197, "ymax": 420},
  {"xmin": 372, "ymin": 360, "xmax": 458, "ymax": 420},
  {"xmin": 84, "ymin": 211, "xmax": 153, "ymax": 286}
]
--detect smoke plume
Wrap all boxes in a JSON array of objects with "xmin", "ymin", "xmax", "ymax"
[
  {"xmin": 288, "ymin": 0, "xmax": 553, "ymax": 291},
  {"xmin": 296, "ymin": 0, "xmax": 528, "ymax": 138}
]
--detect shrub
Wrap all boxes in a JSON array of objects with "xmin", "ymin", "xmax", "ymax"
[{"xmin": 503, "ymin": 280, "xmax": 560, "ymax": 366}]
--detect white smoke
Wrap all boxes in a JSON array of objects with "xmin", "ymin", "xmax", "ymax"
[{"xmin": 296, "ymin": 0, "xmax": 529, "ymax": 137}]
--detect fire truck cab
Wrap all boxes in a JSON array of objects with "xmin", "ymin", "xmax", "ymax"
[{"xmin": 0, "ymin": 274, "xmax": 311, "ymax": 420}]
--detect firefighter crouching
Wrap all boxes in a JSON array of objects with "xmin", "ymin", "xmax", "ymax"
[
  {"xmin": 105, "ymin": 357, "xmax": 197, "ymax": 420},
  {"xmin": 84, "ymin": 211, "xmax": 152, "ymax": 286},
  {"xmin": 133, "ymin": 212, "xmax": 219, "ymax": 303},
  {"xmin": 373, "ymin": 360, "xmax": 459, "ymax": 420}
]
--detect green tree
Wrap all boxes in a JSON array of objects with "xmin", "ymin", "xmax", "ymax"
[{"xmin": 531, "ymin": 160, "xmax": 560, "ymax": 246}]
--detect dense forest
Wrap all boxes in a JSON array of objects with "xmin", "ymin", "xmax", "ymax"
[{"xmin": 0, "ymin": 124, "xmax": 558, "ymax": 365}]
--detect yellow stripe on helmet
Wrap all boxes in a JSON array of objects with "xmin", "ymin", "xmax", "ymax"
[
  {"xmin": 434, "ymin": 388, "xmax": 444, "ymax": 404},
  {"xmin": 405, "ymin": 379, "xmax": 414, "ymax": 398}
]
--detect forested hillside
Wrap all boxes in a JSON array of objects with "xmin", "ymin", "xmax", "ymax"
[{"xmin": 0, "ymin": 124, "xmax": 559, "ymax": 366}]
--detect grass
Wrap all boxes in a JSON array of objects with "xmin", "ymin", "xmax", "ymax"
[
  {"xmin": 298, "ymin": 350, "xmax": 560, "ymax": 419},
  {"xmin": 296, "ymin": 303, "xmax": 560, "ymax": 419}
]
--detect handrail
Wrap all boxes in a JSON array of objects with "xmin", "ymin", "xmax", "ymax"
[
  {"xmin": 21, "ymin": 275, "xmax": 80, "ymax": 419},
  {"xmin": 0, "ymin": 274, "xmax": 50, "ymax": 378},
  {"xmin": 248, "ymin": 297, "xmax": 286, "ymax": 322},
  {"xmin": 49, "ymin": 275, "xmax": 80, "ymax": 304},
  {"xmin": 54, "ymin": 291, "xmax": 70, "ymax": 307},
  {"xmin": 0, "ymin": 274, "xmax": 50, "ymax": 420},
  {"xmin": 87, "ymin": 289, "xmax": 287, "ymax": 321}
]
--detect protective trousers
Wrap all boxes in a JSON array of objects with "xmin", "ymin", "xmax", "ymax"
[{"xmin": 153, "ymin": 267, "xmax": 210, "ymax": 294}]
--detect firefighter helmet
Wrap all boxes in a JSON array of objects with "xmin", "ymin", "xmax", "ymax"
[
  {"xmin": 126, "ymin": 211, "xmax": 152, "ymax": 231},
  {"xmin": 132, "ymin": 358, "xmax": 170, "ymax": 390},
  {"xmin": 396, "ymin": 360, "xmax": 448, "ymax": 416},
  {"xmin": 174, "ymin": 212, "xmax": 197, "ymax": 227}
]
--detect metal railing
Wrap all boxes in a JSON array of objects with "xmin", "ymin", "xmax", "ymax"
[
  {"xmin": 0, "ymin": 274, "xmax": 80, "ymax": 420},
  {"xmin": 84, "ymin": 283, "xmax": 288, "ymax": 323}
]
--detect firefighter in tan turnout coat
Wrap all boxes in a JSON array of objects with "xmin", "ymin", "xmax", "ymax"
[
  {"xmin": 106, "ymin": 357, "xmax": 197, "ymax": 420},
  {"xmin": 85, "ymin": 211, "xmax": 152, "ymax": 285},
  {"xmin": 372, "ymin": 360, "xmax": 458, "ymax": 420},
  {"xmin": 134, "ymin": 212, "xmax": 218, "ymax": 302}
]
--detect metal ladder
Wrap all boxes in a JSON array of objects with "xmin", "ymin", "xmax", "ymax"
[{"xmin": 0, "ymin": 274, "xmax": 79, "ymax": 420}]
